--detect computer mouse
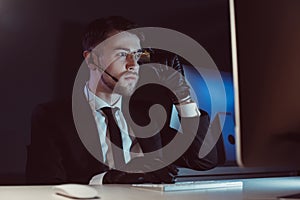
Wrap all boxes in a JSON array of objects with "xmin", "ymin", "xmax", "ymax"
[{"xmin": 52, "ymin": 184, "xmax": 99, "ymax": 199}]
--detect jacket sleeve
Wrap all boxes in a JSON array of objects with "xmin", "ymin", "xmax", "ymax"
[
  {"xmin": 178, "ymin": 109, "xmax": 218, "ymax": 170},
  {"xmin": 140, "ymin": 48, "xmax": 219, "ymax": 170}
]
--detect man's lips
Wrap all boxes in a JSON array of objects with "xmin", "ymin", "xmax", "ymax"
[
  {"xmin": 123, "ymin": 72, "xmax": 138, "ymax": 81},
  {"xmin": 124, "ymin": 75, "xmax": 138, "ymax": 80}
]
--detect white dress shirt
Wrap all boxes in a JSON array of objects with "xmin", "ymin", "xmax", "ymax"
[{"xmin": 84, "ymin": 84, "xmax": 133, "ymax": 167}]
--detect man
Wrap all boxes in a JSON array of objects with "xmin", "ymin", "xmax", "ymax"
[{"xmin": 26, "ymin": 16, "xmax": 218, "ymax": 185}]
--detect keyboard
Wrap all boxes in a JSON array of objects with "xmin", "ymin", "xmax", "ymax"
[{"xmin": 132, "ymin": 180, "xmax": 243, "ymax": 192}]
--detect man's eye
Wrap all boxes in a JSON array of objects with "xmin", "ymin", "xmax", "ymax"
[{"xmin": 117, "ymin": 52, "xmax": 127, "ymax": 57}]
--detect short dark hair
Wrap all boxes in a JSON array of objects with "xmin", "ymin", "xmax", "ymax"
[{"xmin": 82, "ymin": 16, "xmax": 138, "ymax": 52}]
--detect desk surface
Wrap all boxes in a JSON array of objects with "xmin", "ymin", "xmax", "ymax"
[{"xmin": 1, "ymin": 176, "xmax": 300, "ymax": 200}]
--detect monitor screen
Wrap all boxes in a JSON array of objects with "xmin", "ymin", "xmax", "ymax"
[{"xmin": 231, "ymin": 0, "xmax": 300, "ymax": 168}]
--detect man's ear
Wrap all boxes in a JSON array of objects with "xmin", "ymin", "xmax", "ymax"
[
  {"xmin": 83, "ymin": 50, "xmax": 90, "ymax": 60},
  {"xmin": 83, "ymin": 50, "xmax": 98, "ymax": 71}
]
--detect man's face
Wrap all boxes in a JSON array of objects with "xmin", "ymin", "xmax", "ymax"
[{"xmin": 96, "ymin": 31, "xmax": 141, "ymax": 96}]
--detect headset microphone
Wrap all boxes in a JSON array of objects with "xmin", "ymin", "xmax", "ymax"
[
  {"xmin": 96, "ymin": 66, "xmax": 119, "ymax": 82},
  {"xmin": 88, "ymin": 54, "xmax": 119, "ymax": 82}
]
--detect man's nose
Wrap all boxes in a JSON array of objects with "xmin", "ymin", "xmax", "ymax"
[{"xmin": 126, "ymin": 55, "xmax": 139, "ymax": 71}]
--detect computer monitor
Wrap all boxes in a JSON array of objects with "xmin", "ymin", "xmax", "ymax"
[{"xmin": 230, "ymin": 0, "xmax": 300, "ymax": 168}]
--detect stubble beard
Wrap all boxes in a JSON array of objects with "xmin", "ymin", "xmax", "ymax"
[
  {"xmin": 114, "ymin": 72, "xmax": 139, "ymax": 96},
  {"xmin": 114, "ymin": 79, "xmax": 137, "ymax": 96}
]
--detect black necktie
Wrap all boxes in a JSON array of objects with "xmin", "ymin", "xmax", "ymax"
[{"xmin": 101, "ymin": 107, "xmax": 126, "ymax": 168}]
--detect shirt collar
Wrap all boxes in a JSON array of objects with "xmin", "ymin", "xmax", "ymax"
[{"xmin": 84, "ymin": 83, "xmax": 122, "ymax": 112}]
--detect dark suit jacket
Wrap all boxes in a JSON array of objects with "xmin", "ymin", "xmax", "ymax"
[{"xmin": 26, "ymin": 53, "xmax": 218, "ymax": 185}]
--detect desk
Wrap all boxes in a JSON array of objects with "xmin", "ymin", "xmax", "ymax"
[{"xmin": 1, "ymin": 176, "xmax": 300, "ymax": 200}]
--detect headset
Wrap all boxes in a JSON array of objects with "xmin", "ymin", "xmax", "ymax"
[
  {"xmin": 96, "ymin": 64, "xmax": 119, "ymax": 82},
  {"xmin": 88, "ymin": 51, "xmax": 119, "ymax": 82}
]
